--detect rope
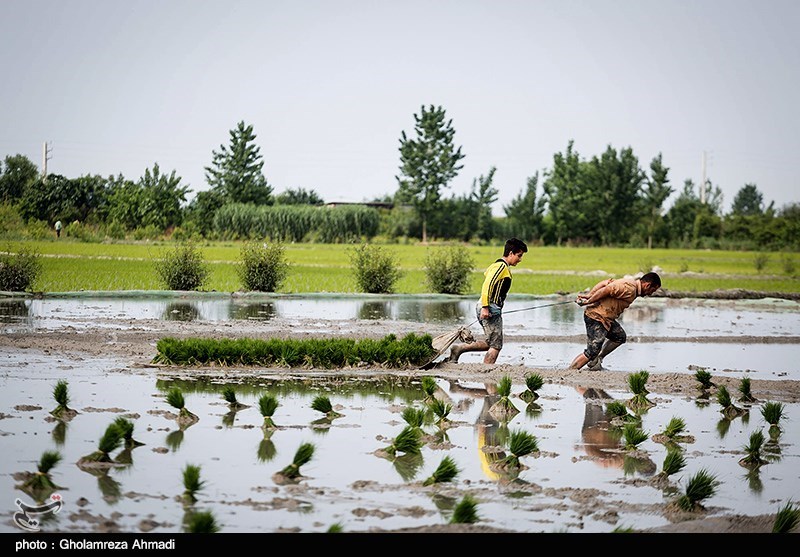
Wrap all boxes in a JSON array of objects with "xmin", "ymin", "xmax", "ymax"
[{"xmin": 461, "ymin": 299, "xmax": 576, "ymax": 328}]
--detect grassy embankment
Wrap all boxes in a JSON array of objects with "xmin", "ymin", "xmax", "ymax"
[{"xmin": 5, "ymin": 240, "xmax": 800, "ymax": 296}]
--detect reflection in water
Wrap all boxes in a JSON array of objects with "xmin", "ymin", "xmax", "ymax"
[
  {"xmin": 716, "ymin": 418, "xmax": 732, "ymax": 439},
  {"xmin": 357, "ymin": 301, "xmax": 392, "ymax": 320},
  {"xmin": 166, "ymin": 430, "xmax": 185, "ymax": 451},
  {"xmin": 395, "ymin": 300, "xmax": 467, "ymax": 323},
  {"xmin": 392, "ymin": 453, "xmax": 424, "ymax": 482},
  {"xmin": 229, "ymin": 302, "xmax": 278, "ymax": 321},
  {"xmin": 163, "ymin": 302, "xmax": 199, "ymax": 321},
  {"xmin": 222, "ymin": 410, "xmax": 241, "ymax": 428},
  {"xmin": 745, "ymin": 469, "xmax": 764, "ymax": 493},
  {"xmin": 97, "ymin": 472, "xmax": 123, "ymax": 504},
  {"xmin": 579, "ymin": 399, "xmax": 625, "ymax": 470},
  {"xmin": 0, "ymin": 300, "xmax": 29, "ymax": 323},
  {"xmin": 51, "ymin": 422, "xmax": 67, "ymax": 446},
  {"xmin": 257, "ymin": 438, "xmax": 277, "ymax": 462}
]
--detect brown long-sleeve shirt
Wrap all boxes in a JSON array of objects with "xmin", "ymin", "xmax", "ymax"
[{"xmin": 584, "ymin": 278, "xmax": 641, "ymax": 330}]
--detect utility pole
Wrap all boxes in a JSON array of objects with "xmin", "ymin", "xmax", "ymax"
[
  {"xmin": 42, "ymin": 141, "xmax": 52, "ymax": 181},
  {"xmin": 700, "ymin": 150, "xmax": 707, "ymax": 204}
]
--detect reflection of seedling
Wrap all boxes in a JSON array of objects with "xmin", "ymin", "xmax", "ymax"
[
  {"xmin": 658, "ymin": 447, "xmax": 687, "ymax": 479},
  {"xmin": 50, "ymin": 380, "xmax": 78, "ymax": 421},
  {"xmin": 185, "ymin": 510, "xmax": 220, "ymax": 533},
  {"xmin": 675, "ymin": 469, "xmax": 720, "ymax": 512},
  {"xmin": 622, "ymin": 423, "xmax": 649, "ymax": 450},
  {"xmin": 182, "ymin": 463, "xmax": 206, "ymax": 504},
  {"xmin": 222, "ymin": 386, "xmax": 249, "ymax": 410},
  {"xmin": 661, "ymin": 417, "xmax": 686, "ymax": 439},
  {"xmin": 694, "ymin": 369, "xmax": 715, "ymax": 391},
  {"xmin": 423, "ymin": 455, "xmax": 460, "ymax": 486},
  {"xmin": 428, "ymin": 398, "xmax": 452, "ymax": 428},
  {"xmin": 278, "ymin": 442, "xmax": 315, "ymax": 479},
  {"xmin": 166, "ymin": 387, "xmax": 199, "ymax": 427},
  {"xmin": 258, "ymin": 394, "xmax": 279, "ymax": 430},
  {"xmin": 737, "ymin": 377, "xmax": 756, "ymax": 403},
  {"xmin": 78, "ymin": 422, "xmax": 123, "ymax": 464},
  {"xmin": 402, "ymin": 407, "xmax": 427, "ymax": 431},
  {"xmin": 773, "ymin": 501, "xmax": 800, "ymax": 533},
  {"xmin": 739, "ymin": 430, "xmax": 767, "ymax": 469},
  {"xmin": 519, "ymin": 373, "xmax": 544, "ymax": 403},
  {"xmin": 450, "ymin": 494, "xmax": 480, "ymax": 524},
  {"xmin": 760, "ymin": 401, "xmax": 785, "ymax": 438},
  {"xmin": 421, "ymin": 376, "xmax": 438, "ymax": 403},
  {"xmin": 627, "ymin": 371, "xmax": 654, "ymax": 411},
  {"xmin": 498, "ymin": 430, "xmax": 538, "ymax": 469},
  {"xmin": 383, "ymin": 425, "xmax": 422, "ymax": 457},
  {"xmin": 717, "ymin": 385, "xmax": 747, "ymax": 419},
  {"xmin": 489, "ymin": 376, "xmax": 519, "ymax": 420},
  {"xmin": 114, "ymin": 417, "xmax": 144, "ymax": 449},
  {"xmin": 311, "ymin": 395, "xmax": 343, "ymax": 419},
  {"xmin": 20, "ymin": 450, "xmax": 63, "ymax": 496}
]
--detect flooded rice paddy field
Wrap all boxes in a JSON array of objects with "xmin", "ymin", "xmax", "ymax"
[{"xmin": 0, "ymin": 294, "xmax": 799, "ymax": 533}]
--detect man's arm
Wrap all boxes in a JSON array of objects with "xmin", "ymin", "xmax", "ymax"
[{"xmin": 576, "ymin": 278, "xmax": 612, "ymax": 307}]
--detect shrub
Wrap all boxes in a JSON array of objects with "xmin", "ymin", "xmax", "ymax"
[
  {"xmin": 154, "ymin": 242, "xmax": 209, "ymax": 291},
  {"xmin": 424, "ymin": 245, "xmax": 475, "ymax": 294},
  {"xmin": 237, "ymin": 241, "xmax": 289, "ymax": 292},
  {"xmin": 0, "ymin": 245, "xmax": 42, "ymax": 291},
  {"xmin": 349, "ymin": 243, "xmax": 402, "ymax": 294},
  {"xmin": 753, "ymin": 253, "xmax": 769, "ymax": 273}
]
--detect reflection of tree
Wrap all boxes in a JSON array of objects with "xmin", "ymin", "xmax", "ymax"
[
  {"xmin": 166, "ymin": 430, "xmax": 185, "ymax": 452},
  {"xmin": 230, "ymin": 302, "xmax": 278, "ymax": 321},
  {"xmin": 51, "ymin": 421, "xmax": 67, "ymax": 446},
  {"xmin": 0, "ymin": 299, "xmax": 29, "ymax": 323},
  {"xmin": 357, "ymin": 301, "xmax": 391, "ymax": 320},
  {"xmin": 163, "ymin": 302, "xmax": 199, "ymax": 321}
]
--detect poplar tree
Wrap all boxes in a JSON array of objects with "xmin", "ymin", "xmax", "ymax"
[{"xmin": 205, "ymin": 121, "xmax": 273, "ymax": 206}]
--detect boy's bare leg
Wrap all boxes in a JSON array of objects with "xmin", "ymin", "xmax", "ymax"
[
  {"xmin": 570, "ymin": 353, "xmax": 589, "ymax": 370},
  {"xmin": 448, "ymin": 340, "xmax": 490, "ymax": 363},
  {"xmin": 483, "ymin": 347, "xmax": 500, "ymax": 364}
]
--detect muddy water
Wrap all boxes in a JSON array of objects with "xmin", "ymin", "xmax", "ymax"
[{"xmin": 1, "ymin": 350, "xmax": 799, "ymax": 533}]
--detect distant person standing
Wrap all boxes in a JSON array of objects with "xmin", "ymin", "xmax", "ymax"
[
  {"xmin": 55, "ymin": 220, "xmax": 62, "ymax": 239},
  {"xmin": 570, "ymin": 272, "xmax": 662, "ymax": 371},
  {"xmin": 448, "ymin": 237, "xmax": 528, "ymax": 364}
]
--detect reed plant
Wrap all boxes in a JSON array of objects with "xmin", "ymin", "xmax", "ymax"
[
  {"xmin": 773, "ymin": 501, "xmax": 800, "ymax": 533},
  {"xmin": 627, "ymin": 371, "xmax": 654, "ymax": 411},
  {"xmin": 675, "ymin": 469, "xmax": 720, "ymax": 511},
  {"xmin": 311, "ymin": 395, "xmax": 343, "ymax": 419},
  {"xmin": 258, "ymin": 394, "xmax": 279, "ymax": 430},
  {"xmin": 737, "ymin": 377, "xmax": 756, "ymax": 403},
  {"xmin": 50, "ymin": 380, "xmax": 77, "ymax": 421},
  {"xmin": 278, "ymin": 442, "xmax": 315, "ymax": 479},
  {"xmin": 382, "ymin": 425, "xmax": 422, "ymax": 457},
  {"xmin": 450, "ymin": 494, "xmax": 480, "ymax": 524},
  {"xmin": 185, "ymin": 510, "xmax": 220, "ymax": 533},
  {"xmin": 182, "ymin": 464, "xmax": 206, "ymax": 503},
  {"xmin": 422, "ymin": 455, "xmax": 461, "ymax": 486},
  {"xmin": 498, "ymin": 430, "xmax": 539, "ymax": 469},
  {"xmin": 622, "ymin": 423, "xmax": 649, "ymax": 450},
  {"xmin": 519, "ymin": 373, "xmax": 544, "ymax": 403},
  {"xmin": 739, "ymin": 430, "xmax": 767, "ymax": 468}
]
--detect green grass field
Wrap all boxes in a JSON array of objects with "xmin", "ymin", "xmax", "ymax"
[{"xmin": 5, "ymin": 240, "xmax": 799, "ymax": 295}]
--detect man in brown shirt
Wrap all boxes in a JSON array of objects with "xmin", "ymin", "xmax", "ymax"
[{"xmin": 569, "ymin": 272, "xmax": 661, "ymax": 370}]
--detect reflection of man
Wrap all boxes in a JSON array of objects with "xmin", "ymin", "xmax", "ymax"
[
  {"xmin": 575, "ymin": 387, "xmax": 624, "ymax": 469},
  {"xmin": 448, "ymin": 381, "xmax": 505, "ymax": 481}
]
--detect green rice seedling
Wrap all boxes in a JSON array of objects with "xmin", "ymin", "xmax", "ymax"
[
  {"xmin": 166, "ymin": 387, "xmax": 199, "ymax": 427},
  {"xmin": 311, "ymin": 394, "xmax": 343, "ymax": 419},
  {"xmin": 182, "ymin": 463, "xmax": 206, "ymax": 503},
  {"xmin": 20, "ymin": 450, "xmax": 63, "ymax": 495},
  {"xmin": 50, "ymin": 379, "xmax": 77, "ymax": 421},
  {"xmin": 622, "ymin": 423, "xmax": 649, "ymax": 450},
  {"xmin": 222, "ymin": 386, "xmax": 248, "ymax": 410},
  {"xmin": 760, "ymin": 401, "xmax": 785, "ymax": 439},
  {"xmin": 612, "ymin": 525, "xmax": 635, "ymax": 533},
  {"xmin": 113, "ymin": 417, "xmax": 144, "ymax": 449},
  {"xmin": 662, "ymin": 417, "xmax": 687, "ymax": 439},
  {"xmin": 675, "ymin": 469, "xmax": 720, "ymax": 512},
  {"xmin": 737, "ymin": 377, "xmax": 756, "ymax": 403},
  {"xmin": 489, "ymin": 375, "xmax": 520, "ymax": 420},
  {"xmin": 423, "ymin": 455, "xmax": 461, "ymax": 486},
  {"xmin": 402, "ymin": 407, "xmax": 427, "ymax": 431},
  {"xmin": 421, "ymin": 376, "xmax": 438, "ymax": 403},
  {"xmin": 519, "ymin": 373, "xmax": 544, "ymax": 403},
  {"xmin": 382, "ymin": 425, "xmax": 422, "ymax": 457},
  {"xmin": 772, "ymin": 501, "xmax": 800, "ymax": 533},
  {"xmin": 659, "ymin": 447, "xmax": 687, "ymax": 478},
  {"xmin": 450, "ymin": 494, "xmax": 480, "ymax": 524},
  {"xmin": 278, "ymin": 442, "xmax": 315, "ymax": 479},
  {"xmin": 694, "ymin": 368, "xmax": 715, "ymax": 391},
  {"xmin": 327, "ymin": 522, "xmax": 344, "ymax": 533},
  {"xmin": 185, "ymin": 510, "xmax": 220, "ymax": 533},
  {"xmin": 78, "ymin": 422, "xmax": 124, "ymax": 464},
  {"xmin": 428, "ymin": 397, "xmax": 452, "ymax": 428},
  {"xmin": 739, "ymin": 430, "xmax": 767, "ymax": 469},
  {"xmin": 716, "ymin": 385, "xmax": 746, "ymax": 419},
  {"xmin": 627, "ymin": 371, "xmax": 654, "ymax": 411},
  {"xmin": 258, "ymin": 394, "xmax": 279, "ymax": 430},
  {"xmin": 498, "ymin": 430, "xmax": 539, "ymax": 470},
  {"xmin": 605, "ymin": 400, "xmax": 638, "ymax": 424}
]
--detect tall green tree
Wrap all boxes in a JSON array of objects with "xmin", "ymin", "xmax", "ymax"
[
  {"xmin": 275, "ymin": 187, "xmax": 324, "ymax": 205},
  {"xmin": 731, "ymin": 183, "xmax": 765, "ymax": 216},
  {"xmin": 471, "ymin": 166, "xmax": 499, "ymax": 242},
  {"xmin": 641, "ymin": 153, "xmax": 673, "ymax": 249},
  {"xmin": 542, "ymin": 140, "xmax": 587, "ymax": 245},
  {"xmin": 20, "ymin": 173, "xmax": 107, "ymax": 225},
  {"xmin": 205, "ymin": 121, "xmax": 273, "ymax": 206},
  {"xmin": 395, "ymin": 105, "xmax": 465, "ymax": 242},
  {"xmin": 503, "ymin": 172, "xmax": 547, "ymax": 243},
  {"xmin": 138, "ymin": 163, "xmax": 189, "ymax": 230},
  {"xmin": 0, "ymin": 154, "xmax": 39, "ymax": 202}
]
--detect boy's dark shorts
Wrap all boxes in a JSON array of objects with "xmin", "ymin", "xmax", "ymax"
[
  {"xmin": 583, "ymin": 314, "xmax": 626, "ymax": 360},
  {"xmin": 476, "ymin": 305, "xmax": 503, "ymax": 350}
]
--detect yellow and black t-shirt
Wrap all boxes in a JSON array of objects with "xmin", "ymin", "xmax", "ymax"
[{"xmin": 480, "ymin": 259, "xmax": 513, "ymax": 310}]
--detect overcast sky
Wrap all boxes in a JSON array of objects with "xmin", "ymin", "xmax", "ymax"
[{"xmin": 1, "ymin": 0, "xmax": 798, "ymax": 215}]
